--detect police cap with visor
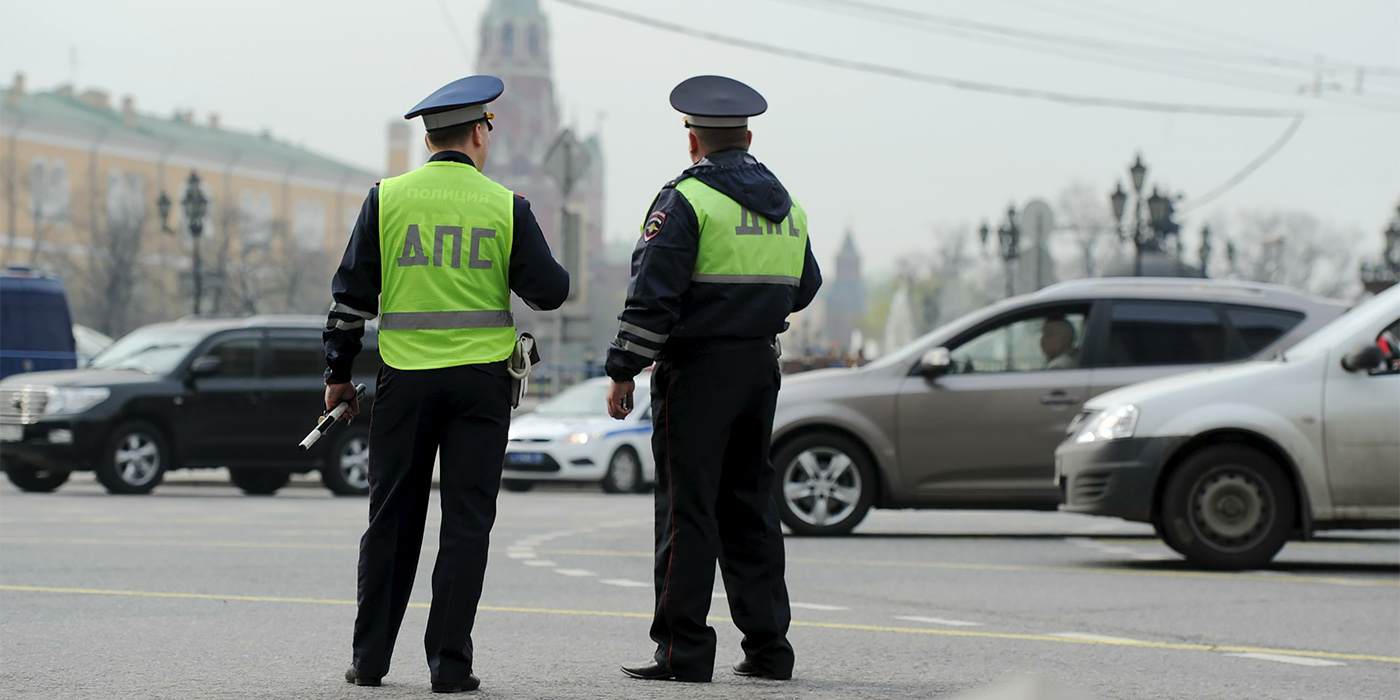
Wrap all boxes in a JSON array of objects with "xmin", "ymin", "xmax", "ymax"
[
  {"xmin": 405, "ymin": 75, "xmax": 504, "ymax": 132},
  {"xmin": 669, "ymin": 75, "xmax": 767, "ymax": 129}
]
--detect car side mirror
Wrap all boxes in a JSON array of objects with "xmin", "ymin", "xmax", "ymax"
[
  {"xmin": 189, "ymin": 355, "xmax": 222, "ymax": 377},
  {"xmin": 1340, "ymin": 343, "xmax": 1383, "ymax": 373},
  {"xmin": 917, "ymin": 347, "xmax": 952, "ymax": 377}
]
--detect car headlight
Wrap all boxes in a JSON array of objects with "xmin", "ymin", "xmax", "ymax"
[
  {"xmin": 43, "ymin": 387, "xmax": 111, "ymax": 416},
  {"xmin": 567, "ymin": 431, "xmax": 605, "ymax": 445},
  {"xmin": 1072, "ymin": 404, "xmax": 1139, "ymax": 444}
]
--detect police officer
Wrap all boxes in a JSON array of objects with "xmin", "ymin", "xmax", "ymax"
[
  {"xmin": 606, "ymin": 76, "xmax": 822, "ymax": 683},
  {"xmin": 325, "ymin": 75, "xmax": 569, "ymax": 693}
]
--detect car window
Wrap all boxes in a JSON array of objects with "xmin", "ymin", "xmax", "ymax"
[
  {"xmin": 268, "ymin": 334, "xmax": 324, "ymax": 378},
  {"xmin": 203, "ymin": 336, "xmax": 261, "ymax": 378},
  {"xmin": 1105, "ymin": 302, "xmax": 1225, "ymax": 367},
  {"xmin": 1224, "ymin": 306, "xmax": 1304, "ymax": 357},
  {"xmin": 949, "ymin": 310, "xmax": 1087, "ymax": 373}
]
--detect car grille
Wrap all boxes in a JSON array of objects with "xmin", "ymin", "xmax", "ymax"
[
  {"xmin": 509, "ymin": 437, "xmax": 553, "ymax": 444},
  {"xmin": 504, "ymin": 454, "xmax": 562, "ymax": 473},
  {"xmin": 0, "ymin": 386, "xmax": 49, "ymax": 425},
  {"xmin": 1071, "ymin": 471, "xmax": 1113, "ymax": 503}
]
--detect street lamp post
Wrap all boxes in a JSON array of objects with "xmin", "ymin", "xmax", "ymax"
[
  {"xmin": 1109, "ymin": 153, "xmax": 1183, "ymax": 277},
  {"xmin": 1198, "ymin": 225, "xmax": 1213, "ymax": 278},
  {"xmin": 156, "ymin": 171, "xmax": 208, "ymax": 315},
  {"xmin": 979, "ymin": 205, "xmax": 1021, "ymax": 298}
]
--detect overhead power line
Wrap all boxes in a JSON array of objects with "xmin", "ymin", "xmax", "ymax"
[
  {"xmin": 549, "ymin": 0, "xmax": 1304, "ymax": 119},
  {"xmin": 1177, "ymin": 114, "xmax": 1305, "ymax": 213},
  {"xmin": 777, "ymin": 0, "xmax": 1400, "ymax": 110},
  {"xmin": 1002, "ymin": 0, "xmax": 1400, "ymax": 77}
]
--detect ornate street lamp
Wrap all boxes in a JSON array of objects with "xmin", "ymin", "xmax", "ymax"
[
  {"xmin": 997, "ymin": 206, "xmax": 1020, "ymax": 297},
  {"xmin": 1129, "ymin": 153, "xmax": 1147, "ymax": 194},
  {"xmin": 156, "ymin": 171, "xmax": 209, "ymax": 315},
  {"xmin": 1199, "ymin": 225, "xmax": 1213, "ymax": 278},
  {"xmin": 1110, "ymin": 181, "xmax": 1127, "ymax": 224}
]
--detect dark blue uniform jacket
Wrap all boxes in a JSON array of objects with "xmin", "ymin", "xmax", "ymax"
[
  {"xmin": 323, "ymin": 151, "xmax": 569, "ymax": 383},
  {"xmin": 604, "ymin": 149, "xmax": 822, "ymax": 383}
]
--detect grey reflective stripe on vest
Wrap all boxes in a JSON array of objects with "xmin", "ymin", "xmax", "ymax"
[
  {"xmin": 379, "ymin": 310, "xmax": 515, "ymax": 331},
  {"xmin": 330, "ymin": 318, "xmax": 364, "ymax": 331},
  {"xmin": 691, "ymin": 273, "xmax": 800, "ymax": 286},
  {"xmin": 619, "ymin": 321, "xmax": 667, "ymax": 344}
]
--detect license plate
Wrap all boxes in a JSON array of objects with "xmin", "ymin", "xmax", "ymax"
[
  {"xmin": 508, "ymin": 452, "xmax": 546, "ymax": 465},
  {"xmin": 0, "ymin": 424, "xmax": 22, "ymax": 443}
]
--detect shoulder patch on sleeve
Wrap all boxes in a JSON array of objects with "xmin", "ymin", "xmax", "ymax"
[
  {"xmin": 643, "ymin": 211, "xmax": 668, "ymax": 241},
  {"xmin": 374, "ymin": 180, "xmax": 381, "ymax": 186}
]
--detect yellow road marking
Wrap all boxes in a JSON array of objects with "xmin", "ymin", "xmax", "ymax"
[
  {"xmin": 5, "ymin": 540, "xmax": 1393, "ymax": 588},
  {"xmin": 2, "ymin": 584, "xmax": 1394, "ymax": 664},
  {"xmin": 535, "ymin": 549, "xmax": 1398, "ymax": 588}
]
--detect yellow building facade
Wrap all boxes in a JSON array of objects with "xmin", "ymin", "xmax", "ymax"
[{"xmin": 1, "ymin": 74, "xmax": 378, "ymax": 336}]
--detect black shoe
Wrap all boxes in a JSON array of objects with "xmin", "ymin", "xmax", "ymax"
[
  {"xmin": 733, "ymin": 658, "xmax": 792, "ymax": 680},
  {"xmin": 345, "ymin": 667, "xmax": 382, "ymax": 687},
  {"xmin": 431, "ymin": 675, "xmax": 480, "ymax": 693},
  {"xmin": 621, "ymin": 661, "xmax": 674, "ymax": 681}
]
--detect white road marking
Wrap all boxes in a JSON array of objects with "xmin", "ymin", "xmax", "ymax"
[
  {"xmin": 523, "ymin": 560, "xmax": 557, "ymax": 567},
  {"xmin": 554, "ymin": 569, "xmax": 597, "ymax": 577},
  {"xmin": 790, "ymin": 602, "xmax": 850, "ymax": 611},
  {"xmin": 1226, "ymin": 653, "xmax": 1345, "ymax": 667},
  {"xmin": 712, "ymin": 592, "xmax": 727, "ymax": 599},
  {"xmin": 506, "ymin": 551, "xmax": 536, "ymax": 559},
  {"xmin": 599, "ymin": 579, "xmax": 651, "ymax": 588},
  {"xmin": 1050, "ymin": 633, "xmax": 1145, "ymax": 644},
  {"xmin": 895, "ymin": 615, "xmax": 983, "ymax": 627}
]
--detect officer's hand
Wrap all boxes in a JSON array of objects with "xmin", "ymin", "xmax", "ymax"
[
  {"xmin": 325, "ymin": 382, "xmax": 360, "ymax": 420},
  {"xmin": 606, "ymin": 380, "xmax": 635, "ymax": 420}
]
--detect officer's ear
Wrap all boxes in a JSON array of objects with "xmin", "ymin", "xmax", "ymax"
[
  {"xmin": 687, "ymin": 130, "xmax": 700, "ymax": 163},
  {"xmin": 745, "ymin": 130, "xmax": 753, "ymax": 149}
]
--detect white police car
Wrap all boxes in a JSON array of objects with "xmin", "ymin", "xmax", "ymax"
[{"xmin": 503, "ymin": 373, "xmax": 654, "ymax": 493}]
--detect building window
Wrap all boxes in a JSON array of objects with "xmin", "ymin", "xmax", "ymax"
[
  {"xmin": 293, "ymin": 200, "xmax": 326, "ymax": 253},
  {"xmin": 528, "ymin": 26, "xmax": 540, "ymax": 56},
  {"xmin": 502, "ymin": 23, "xmax": 514, "ymax": 55},
  {"xmin": 104, "ymin": 169, "xmax": 146, "ymax": 235},
  {"xmin": 238, "ymin": 191, "xmax": 275, "ymax": 250},
  {"xmin": 28, "ymin": 156, "xmax": 70, "ymax": 225}
]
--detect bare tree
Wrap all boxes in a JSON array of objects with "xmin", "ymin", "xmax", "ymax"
[
  {"xmin": 1222, "ymin": 210, "xmax": 1362, "ymax": 298},
  {"xmin": 1057, "ymin": 180, "xmax": 1115, "ymax": 278}
]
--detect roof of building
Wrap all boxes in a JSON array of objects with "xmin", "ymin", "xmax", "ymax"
[
  {"xmin": 840, "ymin": 228, "xmax": 859, "ymax": 255},
  {"xmin": 484, "ymin": 0, "xmax": 546, "ymax": 23},
  {"xmin": 1, "ymin": 84, "xmax": 378, "ymax": 182}
]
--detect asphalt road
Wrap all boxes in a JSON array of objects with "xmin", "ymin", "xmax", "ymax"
[{"xmin": 1, "ymin": 474, "xmax": 1397, "ymax": 700}]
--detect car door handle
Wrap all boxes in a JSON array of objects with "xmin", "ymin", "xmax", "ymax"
[{"xmin": 1040, "ymin": 391, "xmax": 1081, "ymax": 406}]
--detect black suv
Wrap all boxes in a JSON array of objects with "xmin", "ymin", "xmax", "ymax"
[{"xmin": 0, "ymin": 315, "xmax": 379, "ymax": 496}]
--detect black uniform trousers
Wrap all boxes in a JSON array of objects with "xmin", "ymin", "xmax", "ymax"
[
  {"xmin": 648, "ymin": 343, "xmax": 794, "ymax": 681},
  {"xmin": 352, "ymin": 361, "xmax": 509, "ymax": 683}
]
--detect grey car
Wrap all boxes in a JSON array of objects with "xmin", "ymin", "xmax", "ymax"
[{"xmin": 771, "ymin": 278, "xmax": 1348, "ymax": 535}]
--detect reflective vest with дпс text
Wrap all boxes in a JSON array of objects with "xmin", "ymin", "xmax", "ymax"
[
  {"xmin": 377, "ymin": 160, "xmax": 515, "ymax": 370},
  {"xmin": 674, "ymin": 178, "xmax": 808, "ymax": 287}
]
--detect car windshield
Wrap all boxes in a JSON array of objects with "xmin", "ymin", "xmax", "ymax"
[
  {"xmin": 88, "ymin": 326, "xmax": 207, "ymax": 375},
  {"xmin": 1285, "ymin": 286, "xmax": 1400, "ymax": 361},
  {"xmin": 536, "ymin": 377, "xmax": 650, "ymax": 417},
  {"xmin": 862, "ymin": 298, "xmax": 1015, "ymax": 371}
]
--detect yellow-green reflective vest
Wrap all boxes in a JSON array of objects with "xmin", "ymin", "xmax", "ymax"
[
  {"xmin": 377, "ymin": 161, "xmax": 515, "ymax": 370},
  {"xmin": 674, "ymin": 178, "xmax": 808, "ymax": 286}
]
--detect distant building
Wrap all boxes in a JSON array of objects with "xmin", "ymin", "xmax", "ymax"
[
  {"xmin": 472, "ymin": 0, "xmax": 606, "ymax": 359},
  {"xmin": 0, "ymin": 74, "xmax": 376, "ymax": 336},
  {"xmin": 823, "ymin": 227, "xmax": 866, "ymax": 352}
]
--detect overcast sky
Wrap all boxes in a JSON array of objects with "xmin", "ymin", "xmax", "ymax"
[{"xmin": 3, "ymin": 0, "xmax": 1397, "ymax": 274}]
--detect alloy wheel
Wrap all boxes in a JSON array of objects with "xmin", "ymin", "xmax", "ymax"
[
  {"xmin": 782, "ymin": 447, "xmax": 863, "ymax": 528},
  {"xmin": 339, "ymin": 437, "xmax": 370, "ymax": 491},
  {"xmin": 114, "ymin": 432, "xmax": 161, "ymax": 486}
]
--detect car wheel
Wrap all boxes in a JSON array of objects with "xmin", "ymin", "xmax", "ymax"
[
  {"xmin": 774, "ymin": 432, "xmax": 876, "ymax": 536},
  {"xmin": 229, "ymin": 468, "xmax": 291, "ymax": 495},
  {"xmin": 321, "ymin": 427, "xmax": 370, "ymax": 496},
  {"xmin": 95, "ymin": 420, "xmax": 168, "ymax": 495},
  {"xmin": 502, "ymin": 479, "xmax": 534, "ymax": 493},
  {"xmin": 1159, "ymin": 445, "xmax": 1296, "ymax": 570},
  {"xmin": 602, "ymin": 447, "xmax": 642, "ymax": 494},
  {"xmin": 4, "ymin": 466, "xmax": 70, "ymax": 493}
]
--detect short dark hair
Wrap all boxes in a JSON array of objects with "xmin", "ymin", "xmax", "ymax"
[
  {"xmin": 691, "ymin": 126, "xmax": 748, "ymax": 153},
  {"xmin": 1043, "ymin": 316, "xmax": 1076, "ymax": 342},
  {"xmin": 426, "ymin": 119, "xmax": 487, "ymax": 151}
]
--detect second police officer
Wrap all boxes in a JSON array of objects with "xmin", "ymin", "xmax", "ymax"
[
  {"xmin": 606, "ymin": 75, "xmax": 823, "ymax": 683},
  {"xmin": 324, "ymin": 75, "xmax": 569, "ymax": 693}
]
